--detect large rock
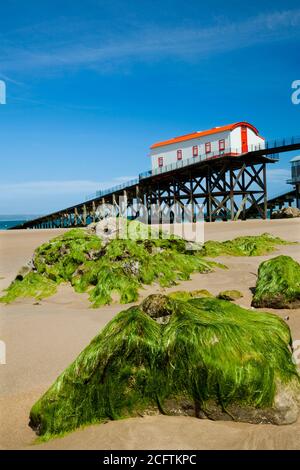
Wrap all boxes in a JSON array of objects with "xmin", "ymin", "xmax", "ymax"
[
  {"xmin": 29, "ymin": 296, "xmax": 300, "ymax": 438},
  {"xmin": 252, "ymin": 255, "xmax": 300, "ymax": 309},
  {"xmin": 271, "ymin": 206, "xmax": 300, "ymax": 219}
]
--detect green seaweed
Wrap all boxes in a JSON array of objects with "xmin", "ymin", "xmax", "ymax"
[
  {"xmin": 0, "ymin": 272, "xmax": 57, "ymax": 303},
  {"xmin": 200, "ymin": 233, "xmax": 293, "ymax": 257},
  {"xmin": 0, "ymin": 228, "xmax": 294, "ymax": 307},
  {"xmin": 29, "ymin": 296, "xmax": 299, "ymax": 440},
  {"xmin": 0, "ymin": 227, "xmax": 224, "ymax": 307},
  {"xmin": 168, "ymin": 289, "xmax": 213, "ymax": 301},
  {"xmin": 252, "ymin": 255, "xmax": 300, "ymax": 309}
]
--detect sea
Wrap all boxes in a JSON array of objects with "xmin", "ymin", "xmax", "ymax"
[{"xmin": 0, "ymin": 215, "xmax": 40, "ymax": 230}]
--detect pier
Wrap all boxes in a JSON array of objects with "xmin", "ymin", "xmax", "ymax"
[{"xmin": 10, "ymin": 135, "xmax": 300, "ymax": 229}]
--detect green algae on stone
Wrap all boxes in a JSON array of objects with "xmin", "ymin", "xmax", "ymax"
[
  {"xmin": 0, "ymin": 272, "xmax": 57, "ymax": 303},
  {"xmin": 252, "ymin": 255, "xmax": 300, "ymax": 309},
  {"xmin": 0, "ymin": 227, "xmax": 224, "ymax": 307},
  {"xmin": 200, "ymin": 233, "xmax": 293, "ymax": 257},
  {"xmin": 29, "ymin": 296, "xmax": 300, "ymax": 439},
  {"xmin": 30, "ymin": 306, "xmax": 161, "ymax": 438},
  {"xmin": 168, "ymin": 289, "xmax": 213, "ymax": 301},
  {"xmin": 217, "ymin": 290, "xmax": 243, "ymax": 301}
]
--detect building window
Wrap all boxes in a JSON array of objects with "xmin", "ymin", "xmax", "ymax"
[
  {"xmin": 158, "ymin": 157, "xmax": 164, "ymax": 167},
  {"xmin": 177, "ymin": 150, "xmax": 182, "ymax": 160},
  {"xmin": 193, "ymin": 146, "xmax": 198, "ymax": 157},
  {"xmin": 205, "ymin": 142, "xmax": 211, "ymax": 153},
  {"xmin": 219, "ymin": 139, "xmax": 225, "ymax": 151}
]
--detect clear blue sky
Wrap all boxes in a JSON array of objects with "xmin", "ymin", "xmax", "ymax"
[{"xmin": 0, "ymin": 0, "xmax": 299, "ymax": 215}]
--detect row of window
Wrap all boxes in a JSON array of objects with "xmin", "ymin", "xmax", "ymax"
[{"xmin": 157, "ymin": 139, "xmax": 226, "ymax": 167}]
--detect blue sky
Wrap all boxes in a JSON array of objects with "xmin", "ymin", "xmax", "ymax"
[{"xmin": 0, "ymin": 0, "xmax": 299, "ymax": 215}]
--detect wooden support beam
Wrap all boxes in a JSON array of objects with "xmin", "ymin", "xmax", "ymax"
[{"xmin": 83, "ymin": 204, "xmax": 87, "ymax": 225}]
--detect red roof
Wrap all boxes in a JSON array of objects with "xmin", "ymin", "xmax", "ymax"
[{"xmin": 150, "ymin": 122, "xmax": 262, "ymax": 150}]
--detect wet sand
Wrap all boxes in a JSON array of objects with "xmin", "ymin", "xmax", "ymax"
[{"xmin": 0, "ymin": 218, "xmax": 300, "ymax": 450}]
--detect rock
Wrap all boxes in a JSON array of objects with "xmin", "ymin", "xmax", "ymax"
[
  {"xmin": 252, "ymin": 255, "xmax": 300, "ymax": 309},
  {"xmin": 94, "ymin": 218, "xmax": 122, "ymax": 245},
  {"xmin": 271, "ymin": 207, "xmax": 300, "ymax": 219},
  {"xmin": 162, "ymin": 380, "xmax": 300, "ymax": 424},
  {"xmin": 140, "ymin": 294, "xmax": 175, "ymax": 320},
  {"xmin": 29, "ymin": 296, "xmax": 300, "ymax": 438},
  {"xmin": 123, "ymin": 261, "xmax": 140, "ymax": 276},
  {"xmin": 86, "ymin": 222, "xmax": 97, "ymax": 233},
  {"xmin": 15, "ymin": 258, "xmax": 35, "ymax": 280},
  {"xmin": 217, "ymin": 290, "xmax": 243, "ymax": 301},
  {"xmin": 284, "ymin": 316, "xmax": 290, "ymax": 321}
]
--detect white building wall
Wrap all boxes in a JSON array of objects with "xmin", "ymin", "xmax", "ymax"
[
  {"xmin": 150, "ymin": 125, "xmax": 265, "ymax": 171},
  {"xmin": 229, "ymin": 127, "xmax": 242, "ymax": 153},
  {"xmin": 247, "ymin": 128, "xmax": 265, "ymax": 151},
  {"xmin": 150, "ymin": 130, "xmax": 230, "ymax": 170},
  {"xmin": 229, "ymin": 126, "xmax": 265, "ymax": 154}
]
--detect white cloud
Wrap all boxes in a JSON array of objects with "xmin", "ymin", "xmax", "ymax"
[{"xmin": 0, "ymin": 10, "xmax": 299, "ymax": 73}]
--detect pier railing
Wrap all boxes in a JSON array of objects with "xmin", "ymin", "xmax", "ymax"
[
  {"xmin": 86, "ymin": 135, "xmax": 300, "ymax": 202},
  {"xmin": 86, "ymin": 178, "xmax": 139, "ymax": 201}
]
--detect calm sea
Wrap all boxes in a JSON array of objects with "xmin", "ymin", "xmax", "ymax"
[{"xmin": 0, "ymin": 220, "xmax": 26, "ymax": 230}]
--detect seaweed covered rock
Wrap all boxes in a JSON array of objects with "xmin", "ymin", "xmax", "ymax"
[
  {"xmin": 168, "ymin": 290, "xmax": 213, "ymax": 301},
  {"xmin": 217, "ymin": 290, "xmax": 243, "ymax": 301},
  {"xmin": 252, "ymin": 255, "xmax": 300, "ymax": 309},
  {"xmin": 0, "ymin": 273, "xmax": 57, "ymax": 303},
  {"xmin": 199, "ymin": 233, "xmax": 293, "ymax": 257},
  {"xmin": 29, "ymin": 296, "xmax": 300, "ymax": 439},
  {"xmin": 0, "ymin": 226, "xmax": 224, "ymax": 307}
]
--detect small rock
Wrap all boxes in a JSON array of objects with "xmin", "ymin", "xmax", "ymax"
[
  {"xmin": 140, "ymin": 294, "xmax": 175, "ymax": 320},
  {"xmin": 284, "ymin": 316, "xmax": 290, "ymax": 321},
  {"xmin": 15, "ymin": 257, "xmax": 36, "ymax": 280},
  {"xmin": 217, "ymin": 290, "xmax": 243, "ymax": 301}
]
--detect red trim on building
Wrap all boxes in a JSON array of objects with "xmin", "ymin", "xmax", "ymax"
[
  {"xmin": 177, "ymin": 149, "xmax": 182, "ymax": 160},
  {"xmin": 158, "ymin": 156, "xmax": 164, "ymax": 167},
  {"xmin": 150, "ymin": 121, "xmax": 263, "ymax": 150},
  {"xmin": 241, "ymin": 126, "xmax": 248, "ymax": 153},
  {"xmin": 193, "ymin": 145, "xmax": 198, "ymax": 157}
]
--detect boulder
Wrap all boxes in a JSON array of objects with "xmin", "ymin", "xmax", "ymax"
[
  {"xmin": 29, "ymin": 296, "xmax": 300, "ymax": 438},
  {"xmin": 252, "ymin": 255, "xmax": 300, "ymax": 309},
  {"xmin": 271, "ymin": 206, "xmax": 300, "ymax": 219}
]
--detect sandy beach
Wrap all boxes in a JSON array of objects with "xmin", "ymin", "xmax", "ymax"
[{"xmin": 0, "ymin": 218, "xmax": 300, "ymax": 450}]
